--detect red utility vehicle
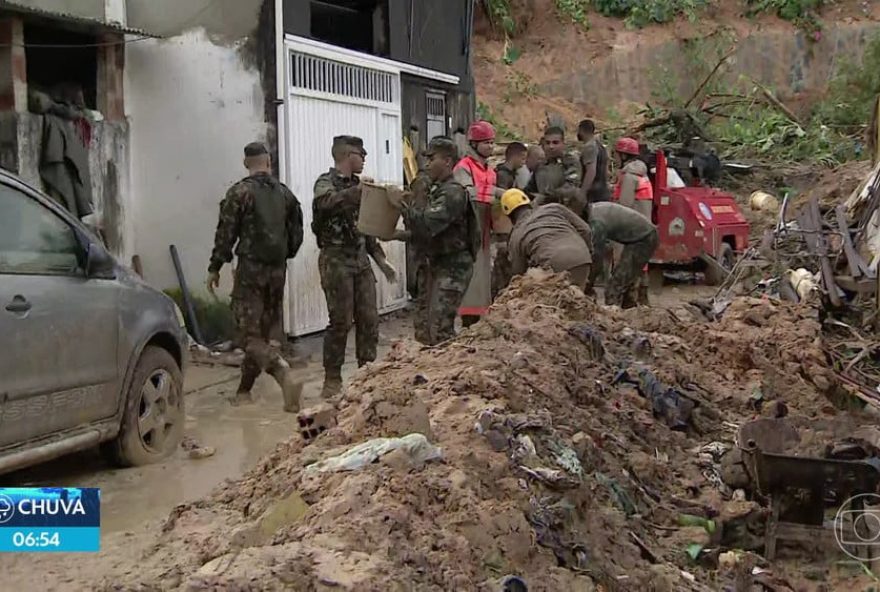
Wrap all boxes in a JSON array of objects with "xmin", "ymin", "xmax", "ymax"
[{"xmin": 647, "ymin": 150, "xmax": 750, "ymax": 285}]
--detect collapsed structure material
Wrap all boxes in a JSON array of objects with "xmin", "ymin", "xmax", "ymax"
[{"xmin": 92, "ymin": 271, "xmax": 876, "ymax": 592}]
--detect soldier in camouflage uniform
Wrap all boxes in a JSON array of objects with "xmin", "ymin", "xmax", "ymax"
[
  {"xmin": 313, "ymin": 136, "xmax": 397, "ymax": 398},
  {"xmin": 525, "ymin": 126, "xmax": 584, "ymax": 214},
  {"xmin": 587, "ymin": 202, "xmax": 659, "ymax": 308},
  {"xmin": 208, "ymin": 142, "xmax": 304, "ymax": 410},
  {"xmin": 399, "ymin": 137, "xmax": 476, "ymax": 345},
  {"xmin": 404, "ymin": 170, "xmax": 433, "ymax": 343},
  {"xmin": 495, "ymin": 142, "xmax": 527, "ymax": 191}
]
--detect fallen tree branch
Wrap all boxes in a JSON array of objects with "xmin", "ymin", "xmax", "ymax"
[
  {"xmin": 684, "ymin": 47, "xmax": 738, "ymax": 109},
  {"xmin": 750, "ymin": 79, "xmax": 801, "ymax": 125}
]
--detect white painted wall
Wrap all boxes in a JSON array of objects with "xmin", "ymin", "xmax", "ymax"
[{"xmin": 125, "ymin": 28, "xmax": 266, "ymax": 296}]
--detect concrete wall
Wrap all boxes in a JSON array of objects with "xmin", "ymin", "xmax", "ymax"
[
  {"xmin": 16, "ymin": 114, "xmax": 132, "ymax": 257},
  {"xmin": 126, "ymin": 0, "xmax": 263, "ymax": 40},
  {"xmin": 542, "ymin": 22, "xmax": 880, "ymax": 112},
  {"xmin": 125, "ymin": 28, "xmax": 267, "ymax": 296}
]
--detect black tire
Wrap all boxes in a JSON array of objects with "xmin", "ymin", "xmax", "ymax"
[
  {"xmin": 103, "ymin": 346, "xmax": 184, "ymax": 467},
  {"xmin": 704, "ymin": 243, "xmax": 735, "ymax": 287}
]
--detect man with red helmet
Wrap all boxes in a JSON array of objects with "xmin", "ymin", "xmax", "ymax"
[
  {"xmin": 453, "ymin": 120, "xmax": 504, "ymax": 327},
  {"xmin": 611, "ymin": 137, "xmax": 654, "ymax": 306}
]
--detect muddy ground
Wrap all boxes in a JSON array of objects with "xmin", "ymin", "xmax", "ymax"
[
  {"xmin": 4, "ymin": 275, "xmax": 878, "ymax": 591},
  {"xmin": 0, "ymin": 315, "xmax": 414, "ymax": 588},
  {"xmin": 0, "ymin": 283, "xmax": 714, "ymax": 590}
]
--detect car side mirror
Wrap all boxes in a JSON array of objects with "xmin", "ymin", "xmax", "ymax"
[{"xmin": 86, "ymin": 242, "xmax": 115, "ymax": 278}]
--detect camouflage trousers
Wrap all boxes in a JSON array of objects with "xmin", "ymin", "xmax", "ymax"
[
  {"xmin": 319, "ymin": 248, "xmax": 378, "ymax": 373},
  {"xmin": 414, "ymin": 253, "xmax": 474, "ymax": 346},
  {"xmin": 605, "ymin": 229, "xmax": 659, "ymax": 308},
  {"xmin": 231, "ymin": 258, "xmax": 287, "ymax": 392},
  {"xmin": 491, "ymin": 239, "xmax": 513, "ymax": 300}
]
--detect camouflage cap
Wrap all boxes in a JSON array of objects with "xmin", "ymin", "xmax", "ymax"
[
  {"xmin": 332, "ymin": 135, "xmax": 367, "ymax": 156},
  {"xmin": 348, "ymin": 136, "xmax": 367, "ymax": 156},
  {"xmin": 424, "ymin": 136, "xmax": 459, "ymax": 161}
]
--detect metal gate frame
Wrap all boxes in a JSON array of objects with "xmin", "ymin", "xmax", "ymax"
[{"xmin": 279, "ymin": 35, "xmax": 460, "ymax": 337}]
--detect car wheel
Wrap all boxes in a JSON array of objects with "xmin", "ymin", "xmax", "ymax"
[
  {"xmin": 104, "ymin": 346, "xmax": 184, "ymax": 467},
  {"xmin": 704, "ymin": 243, "xmax": 735, "ymax": 287}
]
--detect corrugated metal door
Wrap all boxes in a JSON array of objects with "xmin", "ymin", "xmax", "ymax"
[{"xmin": 284, "ymin": 47, "xmax": 407, "ymax": 336}]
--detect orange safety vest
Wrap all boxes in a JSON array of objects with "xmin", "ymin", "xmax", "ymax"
[
  {"xmin": 612, "ymin": 174, "xmax": 654, "ymax": 201},
  {"xmin": 455, "ymin": 155, "xmax": 497, "ymax": 204}
]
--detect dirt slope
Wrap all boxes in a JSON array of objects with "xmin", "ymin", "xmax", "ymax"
[
  {"xmin": 473, "ymin": 0, "xmax": 880, "ymax": 139},
  {"xmin": 87, "ymin": 270, "xmax": 874, "ymax": 591}
]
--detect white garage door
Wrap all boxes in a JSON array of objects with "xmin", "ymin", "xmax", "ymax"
[{"xmin": 283, "ymin": 44, "xmax": 407, "ymax": 336}]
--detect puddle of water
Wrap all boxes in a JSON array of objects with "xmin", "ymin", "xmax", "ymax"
[{"xmin": 2, "ymin": 320, "xmax": 409, "ymax": 535}]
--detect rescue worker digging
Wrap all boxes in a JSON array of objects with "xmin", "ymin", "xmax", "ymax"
[
  {"xmin": 588, "ymin": 201, "xmax": 659, "ymax": 308},
  {"xmin": 207, "ymin": 142, "xmax": 304, "ymax": 411},
  {"xmin": 503, "ymin": 188, "xmax": 594, "ymax": 292},
  {"xmin": 398, "ymin": 137, "xmax": 477, "ymax": 345},
  {"xmin": 313, "ymin": 136, "xmax": 397, "ymax": 398},
  {"xmin": 454, "ymin": 121, "xmax": 504, "ymax": 328},
  {"xmin": 612, "ymin": 137, "xmax": 653, "ymax": 305}
]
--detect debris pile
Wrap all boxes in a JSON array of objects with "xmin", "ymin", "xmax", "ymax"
[
  {"xmin": 713, "ymin": 159, "xmax": 880, "ymax": 409},
  {"xmin": 95, "ymin": 271, "xmax": 875, "ymax": 591}
]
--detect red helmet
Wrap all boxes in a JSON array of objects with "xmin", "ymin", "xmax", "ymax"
[
  {"xmin": 467, "ymin": 120, "xmax": 496, "ymax": 142},
  {"xmin": 614, "ymin": 137, "xmax": 640, "ymax": 156}
]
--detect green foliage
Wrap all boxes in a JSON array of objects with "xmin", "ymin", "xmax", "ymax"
[
  {"xmin": 476, "ymin": 101, "xmax": 522, "ymax": 141},
  {"xmin": 483, "ymin": 0, "xmax": 516, "ymax": 36},
  {"xmin": 164, "ymin": 288, "xmax": 236, "ymax": 345},
  {"xmin": 746, "ymin": 0, "xmax": 825, "ymax": 36},
  {"xmin": 814, "ymin": 33, "xmax": 880, "ymax": 132},
  {"xmin": 502, "ymin": 42, "xmax": 522, "ymax": 65},
  {"xmin": 592, "ymin": 0, "xmax": 709, "ymax": 28},
  {"xmin": 555, "ymin": 0, "xmax": 590, "ymax": 28},
  {"xmin": 713, "ymin": 107, "xmax": 853, "ymax": 166},
  {"xmin": 746, "ymin": 0, "xmax": 823, "ymax": 21},
  {"xmin": 502, "ymin": 71, "xmax": 538, "ymax": 103}
]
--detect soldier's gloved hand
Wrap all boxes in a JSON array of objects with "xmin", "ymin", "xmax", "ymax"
[
  {"xmin": 377, "ymin": 259, "xmax": 397, "ymax": 284},
  {"xmin": 392, "ymin": 229, "xmax": 411, "ymax": 242},
  {"xmin": 207, "ymin": 271, "xmax": 220, "ymax": 295},
  {"xmin": 386, "ymin": 186, "xmax": 407, "ymax": 210},
  {"xmin": 343, "ymin": 185, "xmax": 363, "ymax": 207}
]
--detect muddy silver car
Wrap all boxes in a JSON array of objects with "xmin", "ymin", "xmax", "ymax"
[{"xmin": 0, "ymin": 169, "xmax": 187, "ymax": 475}]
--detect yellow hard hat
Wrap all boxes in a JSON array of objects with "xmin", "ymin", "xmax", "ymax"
[{"xmin": 501, "ymin": 188, "xmax": 530, "ymax": 216}]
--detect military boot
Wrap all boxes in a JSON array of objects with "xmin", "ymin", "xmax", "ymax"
[
  {"xmin": 637, "ymin": 284, "xmax": 650, "ymax": 306},
  {"xmin": 269, "ymin": 359, "xmax": 304, "ymax": 414},
  {"xmin": 320, "ymin": 369, "xmax": 343, "ymax": 400},
  {"xmin": 229, "ymin": 364, "xmax": 259, "ymax": 406}
]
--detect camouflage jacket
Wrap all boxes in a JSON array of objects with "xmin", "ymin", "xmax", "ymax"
[
  {"xmin": 312, "ymin": 168, "xmax": 384, "ymax": 261},
  {"xmin": 525, "ymin": 149, "xmax": 583, "ymax": 203},
  {"xmin": 403, "ymin": 175, "xmax": 474, "ymax": 260},
  {"xmin": 495, "ymin": 163, "xmax": 518, "ymax": 191},
  {"xmin": 209, "ymin": 172, "xmax": 303, "ymax": 273}
]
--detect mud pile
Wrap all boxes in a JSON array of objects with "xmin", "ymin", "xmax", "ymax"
[{"xmin": 97, "ymin": 271, "xmax": 869, "ymax": 592}]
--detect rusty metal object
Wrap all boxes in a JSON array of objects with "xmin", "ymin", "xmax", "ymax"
[{"xmin": 738, "ymin": 419, "xmax": 880, "ymax": 560}]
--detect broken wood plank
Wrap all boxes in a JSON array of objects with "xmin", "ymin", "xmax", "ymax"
[
  {"xmin": 836, "ymin": 204, "xmax": 864, "ymax": 278},
  {"xmin": 810, "ymin": 197, "xmax": 843, "ymax": 308},
  {"xmin": 628, "ymin": 531, "xmax": 659, "ymax": 564},
  {"xmin": 833, "ymin": 276, "xmax": 877, "ymax": 296}
]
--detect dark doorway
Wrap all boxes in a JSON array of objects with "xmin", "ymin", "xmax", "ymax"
[
  {"xmin": 24, "ymin": 24, "xmax": 98, "ymax": 110},
  {"xmin": 310, "ymin": 0, "xmax": 389, "ymax": 57}
]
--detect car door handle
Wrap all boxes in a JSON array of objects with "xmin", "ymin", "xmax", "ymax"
[{"xmin": 5, "ymin": 296, "xmax": 31, "ymax": 313}]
